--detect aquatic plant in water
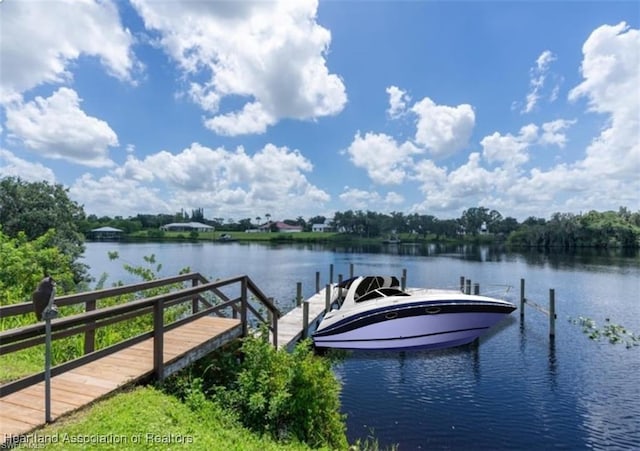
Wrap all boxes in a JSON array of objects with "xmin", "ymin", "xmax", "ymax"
[{"xmin": 569, "ymin": 316, "xmax": 639, "ymax": 349}]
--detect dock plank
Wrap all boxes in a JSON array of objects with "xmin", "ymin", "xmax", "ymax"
[
  {"xmin": 275, "ymin": 285, "xmax": 338, "ymax": 350},
  {"xmin": 0, "ymin": 315, "xmax": 240, "ymax": 444}
]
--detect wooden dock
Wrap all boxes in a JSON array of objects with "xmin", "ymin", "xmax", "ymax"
[
  {"xmin": 0, "ymin": 273, "xmax": 280, "ymax": 447},
  {"xmin": 276, "ymin": 284, "xmax": 339, "ymax": 351},
  {"xmin": 0, "ymin": 316, "xmax": 240, "ymax": 442}
]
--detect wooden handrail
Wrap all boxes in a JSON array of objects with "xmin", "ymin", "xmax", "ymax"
[
  {"xmin": 0, "ymin": 272, "xmax": 205, "ymax": 318},
  {"xmin": 1, "ymin": 273, "xmax": 282, "ymax": 395}
]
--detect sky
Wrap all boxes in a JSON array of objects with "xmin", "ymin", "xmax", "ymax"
[{"xmin": 0, "ymin": 0, "xmax": 639, "ymax": 223}]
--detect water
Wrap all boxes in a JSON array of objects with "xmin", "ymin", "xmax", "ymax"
[{"xmin": 82, "ymin": 242, "xmax": 640, "ymax": 450}]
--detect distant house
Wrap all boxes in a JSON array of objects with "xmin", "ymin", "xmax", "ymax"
[
  {"xmin": 275, "ymin": 222, "xmax": 303, "ymax": 233},
  {"xmin": 160, "ymin": 222, "xmax": 215, "ymax": 232},
  {"xmin": 89, "ymin": 226, "xmax": 124, "ymax": 240},
  {"xmin": 312, "ymin": 222, "xmax": 331, "ymax": 233}
]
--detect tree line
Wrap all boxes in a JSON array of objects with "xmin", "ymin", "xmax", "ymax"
[{"xmin": 2, "ymin": 177, "xmax": 639, "ymax": 265}]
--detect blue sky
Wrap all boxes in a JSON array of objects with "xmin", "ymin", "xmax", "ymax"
[{"xmin": 1, "ymin": 0, "xmax": 638, "ymax": 222}]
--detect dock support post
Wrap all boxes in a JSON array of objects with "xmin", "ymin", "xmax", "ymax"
[
  {"xmin": 191, "ymin": 276, "xmax": 199, "ymax": 314},
  {"xmin": 549, "ymin": 289, "xmax": 556, "ymax": 339},
  {"xmin": 84, "ymin": 297, "xmax": 96, "ymax": 355},
  {"xmin": 520, "ymin": 278, "xmax": 525, "ymax": 319},
  {"xmin": 349, "ymin": 263, "xmax": 354, "ymax": 279},
  {"xmin": 460, "ymin": 276, "xmax": 465, "ymax": 292},
  {"xmin": 302, "ymin": 301, "xmax": 309, "ymax": 339},
  {"xmin": 329, "ymin": 264, "xmax": 334, "ymax": 284},
  {"xmin": 338, "ymin": 274, "xmax": 343, "ymax": 299},
  {"xmin": 465, "ymin": 279, "xmax": 471, "ymax": 295},
  {"xmin": 473, "ymin": 283, "xmax": 480, "ymax": 295},
  {"xmin": 401, "ymin": 268, "xmax": 407, "ymax": 290},
  {"xmin": 153, "ymin": 300, "xmax": 164, "ymax": 382},
  {"xmin": 241, "ymin": 277, "xmax": 248, "ymax": 337},
  {"xmin": 325, "ymin": 284, "xmax": 331, "ymax": 313},
  {"xmin": 44, "ymin": 317, "xmax": 52, "ymax": 422},
  {"xmin": 296, "ymin": 282, "xmax": 302, "ymax": 307},
  {"xmin": 315, "ymin": 271, "xmax": 320, "ymax": 293},
  {"xmin": 270, "ymin": 299, "xmax": 278, "ymax": 348}
]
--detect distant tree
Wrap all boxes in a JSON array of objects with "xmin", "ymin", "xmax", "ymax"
[
  {"xmin": 236, "ymin": 218, "xmax": 251, "ymax": 231},
  {"xmin": 295, "ymin": 216, "xmax": 306, "ymax": 229},
  {"xmin": 191, "ymin": 208, "xmax": 204, "ymax": 221},
  {"xmin": 0, "ymin": 177, "xmax": 87, "ymax": 282}
]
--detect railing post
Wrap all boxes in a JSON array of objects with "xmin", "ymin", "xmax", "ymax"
[
  {"xmin": 315, "ymin": 271, "xmax": 320, "ymax": 293},
  {"xmin": 241, "ymin": 277, "xmax": 248, "ymax": 337},
  {"xmin": 84, "ymin": 297, "xmax": 96, "ymax": 354},
  {"xmin": 329, "ymin": 264, "xmax": 334, "ymax": 284},
  {"xmin": 191, "ymin": 276, "xmax": 199, "ymax": 314},
  {"xmin": 325, "ymin": 284, "xmax": 331, "ymax": 313},
  {"xmin": 520, "ymin": 278, "xmax": 525, "ymax": 319},
  {"xmin": 549, "ymin": 289, "xmax": 556, "ymax": 339},
  {"xmin": 296, "ymin": 282, "xmax": 302, "ymax": 307},
  {"xmin": 153, "ymin": 299, "xmax": 164, "ymax": 382},
  {"xmin": 44, "ymin": 317, "xmax": 53, "ymax": 422},
  {"xmin": 302, "ymin": 301, "xmax": 309, "ymax": 339},
  {"xmin": 271, "ymin": 303, "xmax": 278, "ymax": 348}
]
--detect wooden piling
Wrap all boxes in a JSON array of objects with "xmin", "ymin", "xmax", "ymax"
[
  {"xmin": 315, "ymin": 271, "xmax": 320, "ymax": 292},
  {"xmin": 296, "ymin": 282, "xmax": 302, "ymax": 307},
  {"xmin": 520, "ymin": 278, "xmax": 525, "ymax": 319},
  {"xmin": 460, "ymin": 276, "xmax": 465, "ymax": 292},
  {"xmin": 549, "ymin": 289, "xmax": 556, "ymax": 339},
  {"xmin": 473, "ymin": 283, "xmax": 480, "ymax": 295},
  {"xmin": 329, "ymin": 264, "xmax": 334, "ymax": 284},
  {"xmin": 349, "ymin": 263, "xmax": 354, "ymax": 278},
  {"xmin": 302, "ymin": 301, "xmax": 309, "ymax": 339},
  {"xmin": 325, "ymin": 284, "xmax": 331, "ymax": 313},
  {"xmin": 465, "ymin": 279, "xmax": 471, "ymax": 295},
  {"xmin": 401, "ymin": 268, "xmax": 407, "ymax": 290}
]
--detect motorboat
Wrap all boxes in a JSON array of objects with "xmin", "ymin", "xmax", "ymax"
[{"xmin": 312, "ymin": 275, "xmax": 516, "ymax": 351}]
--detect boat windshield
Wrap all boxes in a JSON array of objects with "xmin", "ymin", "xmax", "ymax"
[{"xmin": 356, "ymin": 287, "xmax": 410, "ymax": 303}]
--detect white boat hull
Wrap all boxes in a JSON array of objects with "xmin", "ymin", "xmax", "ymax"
[{"xmin": 313, "ymin": 310, "xmax": 510, "ymax": 351}]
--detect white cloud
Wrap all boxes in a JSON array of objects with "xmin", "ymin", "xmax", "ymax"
[
  {"xmin": 4, "ymin": 88, "xmax": 118, "ymax": 167},
  {"xmin": 481, "ymin": 124, "xmax": 538, "ymax": 168},
  {"xmin": 345, "ymin": 132, "xmax": 422, "ymax": 185},
  {"xmin": 569, "ymin": 22, "xmax": 640, "ymax": 179},
  {"xmin": 70, "ymin": 173, "xmax": 171, "ymax": 217},
  {"xmin": 0, "ymin": 149, "xmax": 56, "ymax": 183},
  {"xmin": 130, "ymin": 0, "xmax": 346, "ymax": 136},
  {"xmin": 411, "ymin": 97, "xmax": 475, "ymax": 159},
  {"xmin": 522, "ymin": 50, "xmax": 557, "ymax": 113},
  {"xmin": 411, "ymin": 153, "xmax": 500, "ymax": 214},
  {"xmin": 0, "ymin": 0, "xmax": 136, "ymax": 102},
  {"xmin": 204, "ymin": 102, "xmax": 276, "ymax": 136},
  {"xmin": 338, "ymin": 187, "xmax": 404, "ymax": 211},
  {"xmin": 386, "ymin": 86, "xmax": 410, "ymax": 119},
  {"xmin": 75, "ymin": 142, "xmax": 330, "ymax": 218},
  {"xmin": 539, "ymin": 119, "xmax": 576, "ymax": 147}
]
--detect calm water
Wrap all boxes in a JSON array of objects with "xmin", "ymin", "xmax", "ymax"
[{"xmin": 82, "ymin": 242, "xmax": 640, "ymax": 450}]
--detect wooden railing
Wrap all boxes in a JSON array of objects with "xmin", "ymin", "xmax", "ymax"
[{"xmin": 0, "ymin": 273, "xmax": 280, "ymax": 396}]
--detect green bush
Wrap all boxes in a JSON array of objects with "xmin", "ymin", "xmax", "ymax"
[
  {"xmin": 224, "ymin": 337, "xmax": 347, "ymax": 449},
  {"xmin": 164, "ymin": 337, "xmax": 347, "ymax": 449}
]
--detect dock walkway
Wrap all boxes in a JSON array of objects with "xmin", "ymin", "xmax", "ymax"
[
  {"xmin": 276, "ymin": 285, "xmax": 338, "ymax": 350},
  {"xmin": 0, "ymin": 316, "xmax": 242, "ymax": 446},
  {"xmin": 0, "ymin": 316, "xmax": 240, "ymax": 442}
]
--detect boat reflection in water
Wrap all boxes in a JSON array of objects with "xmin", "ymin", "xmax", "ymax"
[{"xmin": 313, "ymin": 275, "xmax": 517, "ymax": 351}]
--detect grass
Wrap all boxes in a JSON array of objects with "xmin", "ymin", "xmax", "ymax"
[{"xmin": 13, "ymin": 386, "xmax": 322, "ymax": 450}]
